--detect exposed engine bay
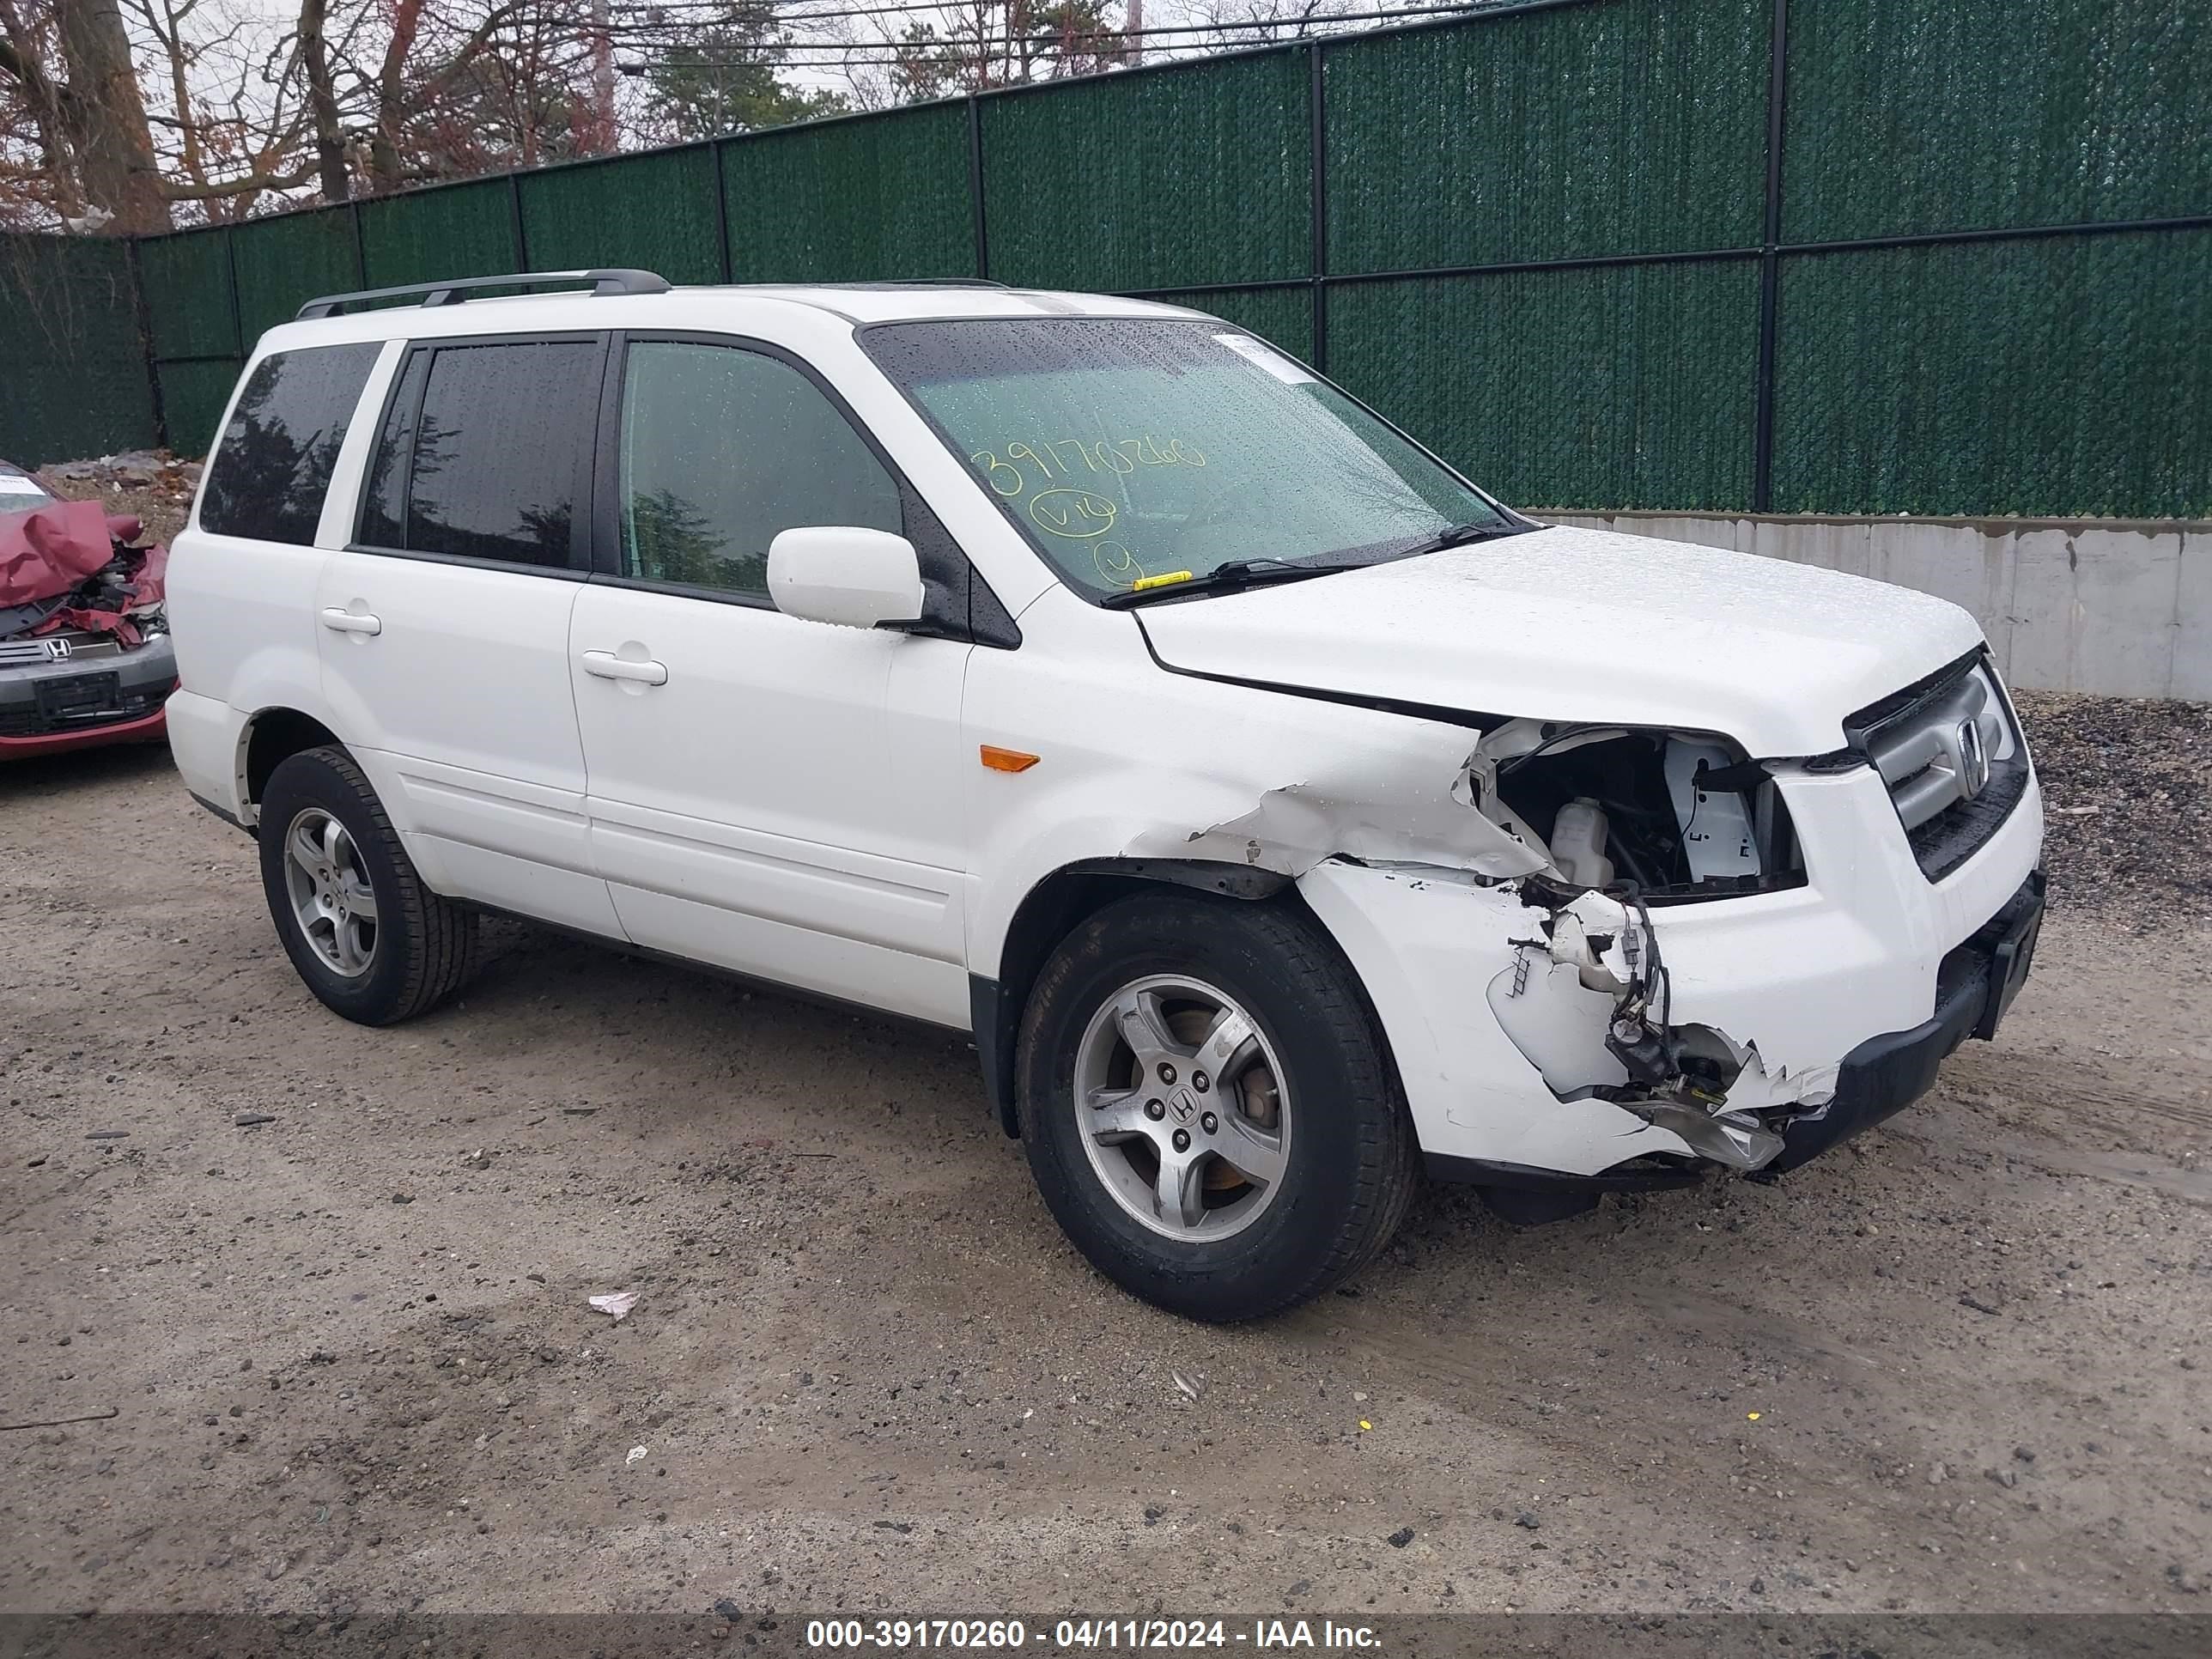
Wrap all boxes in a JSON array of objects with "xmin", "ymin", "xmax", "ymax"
[
  {"xmin": 1461, "ymin": 719, "xmax": 1823, "ymax": 1174},
  {"xmin": 1476, "ymin": 719, "xmax": 1803, "ymax": 900}
]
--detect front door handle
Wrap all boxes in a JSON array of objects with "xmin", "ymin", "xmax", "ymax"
[
  {"xmin": 319, "ymin": 607, "xmax": 381, "ymax": 635},
  {"xmin": 580, "ymin": 649, "xmax": 668, "ymax": 687}
]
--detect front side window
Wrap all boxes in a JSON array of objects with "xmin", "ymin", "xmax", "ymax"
[
  {"xmin": 201, "ymin": 343, "xmax": 380, "ymax": 544},
  {"xmin": 617, "ymin": 340, "xmax": 901, "ymax": 599},
  {"xmin": 357, "ymin": 338, "xmax": 598, "ymax": 569},
  {"xmin": 862, "ymin": 319, "xmax": 1514, "ymax": 599}
]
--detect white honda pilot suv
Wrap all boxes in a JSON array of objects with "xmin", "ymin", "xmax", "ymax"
[{"xmin": 167, "ymin": 270, "xmax": 2045, "ymax": 1322}]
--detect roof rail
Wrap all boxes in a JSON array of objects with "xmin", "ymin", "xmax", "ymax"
[
  {"xmin": 295, "ymin": 267, "xmax": 670, "ymax": 320},
  {"xmin": 793, "ymin": 277, "xmax": 1012, "ymax": 291}
]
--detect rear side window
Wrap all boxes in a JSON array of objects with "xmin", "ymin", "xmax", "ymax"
[
  {"xmin": 617, "ymin": 340, "xmax": 900, "ymax": 599},
  {"xmin": 357, "ymin": 338, "xmax": 599, "ymax": 569},
  {"xmin": 200, "ymin": 343, "xmax": 380, "ymax": 545}
]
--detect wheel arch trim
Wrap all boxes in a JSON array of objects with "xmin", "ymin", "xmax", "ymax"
[
  {"xmin": 972, "ymin": 857, "xmax": 1293, "ymax": 1138},
  {"xmin": 236, "ymin": 704, "xmax": 344, "ymax": 825}
]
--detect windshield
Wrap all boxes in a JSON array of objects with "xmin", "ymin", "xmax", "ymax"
[{"xmin": 862, "ymin": 318, "xmax": 1514, "ymax": 599}]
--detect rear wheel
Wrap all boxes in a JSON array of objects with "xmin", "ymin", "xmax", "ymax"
[
  {"xmin": 258, "ymin": 744, "xmax": 477, "ymax": 1024},
  {"xmin": 1016, "ymin": 891, "xmax": 1417, "ymax": 1322}
]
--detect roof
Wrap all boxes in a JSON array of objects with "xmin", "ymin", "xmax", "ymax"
[
  {"xmin": 712, "ymin": 283, "xmax": 1199, "ymax": 324},
  {"xmin": 252, "ymin": 276, "xmax": 1207, "ymax": 359}
]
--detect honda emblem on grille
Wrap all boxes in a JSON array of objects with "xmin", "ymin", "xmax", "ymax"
[
  {"xmin": 46, "ymin": 636, "xmax": 71, "ymax": 662},
  {"xmin": 1955, "ymin": 718, "xmax": 1989, "ymax": 799}
]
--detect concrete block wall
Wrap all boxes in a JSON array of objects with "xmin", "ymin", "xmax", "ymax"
[{"xmin": 1544, "ymin": 512, "xmax": 2208, "ymax": 702}]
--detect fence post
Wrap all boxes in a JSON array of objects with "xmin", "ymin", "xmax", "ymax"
[
  {"xmin": 221, "ymin": 225, "xmax": 246, "ymax": 359},
  {"xmin": 349, "ymin": 198, "xmax": 368, "ymax": 288},
  {"xmin": 124, "ymin": 238, "xmax": 169, "ymax": 453},
  {"xmin": 1751, "ymin": 0, "xmax": 1790, "ymax": 513},
  {"xmin": 967, "ymin": 94, "xmax": 989, "ymax": 280},
  {"xmin": 1308, "ymin": 40, "xmax": 1328, "ymax": 373},
  {"xmin": 507, "ymin": 172, "xmax": 529, "ymax": 272},
  {"xmin": 710, "ymin": 140, "xmax": 734, "ymax": 283}
]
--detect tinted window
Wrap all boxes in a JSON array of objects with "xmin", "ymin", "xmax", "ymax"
[
  {"xmin": 618, "ymin": 341, "xmax": 900, "ymax": 598},
  {"xmin": 361, "ymin": 339, "xmax": 598, "ymax": 568},
  {"xmin": 200, "ymin": 343, "xmax": 379, "ymax": 544}
]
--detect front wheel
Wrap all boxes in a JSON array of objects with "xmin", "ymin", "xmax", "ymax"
[{"xmin": 1015, "ymin": 891, "xmax": 1418, "ymax": 1322}]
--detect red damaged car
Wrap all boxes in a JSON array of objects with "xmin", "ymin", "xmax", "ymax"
[{"xmin": 0, "ymin": 461, "xmax": 175, "ymax": 758}]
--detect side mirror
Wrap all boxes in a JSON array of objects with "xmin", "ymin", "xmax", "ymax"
[{"xmin": 767, "ymin": 526, "xmax": 925, "ymax": 630}]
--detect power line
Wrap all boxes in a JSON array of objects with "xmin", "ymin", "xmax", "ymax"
[
  {"xmin": 617, "ymin": 0, "xmax": 1118, "ymax": 12},
  {"xmin": 617, "ymin": 1, "xmax": 1013, "ymax": 15},
  {"xmin": 617, "ymin": 0, "xmax": 1506, "ymax": 28},
  {"xmin": 621, "ymin": 2, "xmax": 1519, "ymax": 55}
]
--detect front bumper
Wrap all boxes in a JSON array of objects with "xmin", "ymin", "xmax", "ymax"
[
  {"xmin": 0, "ymin": 633, "xmax": 177, "ymax": 758},
  {"xmin": 1766, "ymin": 868, "xmax": 2043, "ymax": 1172},
  {"xmin": 1297, "ymin": 753, "xmax": 2046, "ymax": 1183}
]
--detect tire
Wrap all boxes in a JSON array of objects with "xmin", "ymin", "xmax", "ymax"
[
  {"xmin": 1015, "ymin": 890, "xmax": 1419, "ymax": 1322},
  {"xmin": 257, "ymin": 744, "xmax": 477, "ymax": 1025}
]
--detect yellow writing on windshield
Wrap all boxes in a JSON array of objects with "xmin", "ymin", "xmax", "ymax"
[
  {"xmin": 969, "ymin": 435, "xmax": 1206, "ymax": 587},
  {"xmin": 1092, "ymin": 540, "xmax": 1146, "ymax": 585},
  {"xmin": 972, "ymin": 434, "xmax": 1206, "ymax": 494},
  {"xmin": 1029, "ymin": 488, "xmax": 1118, "ymax": 538}
]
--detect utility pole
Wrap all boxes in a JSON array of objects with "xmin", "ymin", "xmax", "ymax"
[
  {"xmin": 1125, "ymin": 0, "xmax": 1143, "ymax": 65},
  {"xmin": 591, "ymin": 0, "xmax": 617, "ymax": 152}
]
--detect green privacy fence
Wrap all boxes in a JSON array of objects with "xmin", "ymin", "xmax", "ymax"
[
  {"xmin": 0, "ymin": 233, "xmax": 156, "ymax": 465},
  {"xmin": 5, "ymin": 0, "xmax": 2208, "ymax": 518}
]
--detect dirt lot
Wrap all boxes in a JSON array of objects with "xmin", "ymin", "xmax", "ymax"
[{"xmin": 3, "ymin": 695, "xmax": 2209, "ymax": 1630}]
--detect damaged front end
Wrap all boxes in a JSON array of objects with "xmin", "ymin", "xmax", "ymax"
[
  {"xmin": 1467, "ymin": 716, "xmax": 1834, "ymax": 1176},
  {"xmin": 1206, "ymin": 708, "xmax": 1869, "ymax": 1200},
  {"xmin": 1486, "ymin": 875, "xmax": 1829, "ymax": 1177},
  {"xmin": 1088, "ymin": 642, "xmax": 2038, "ymax": 1208},
  {"xmin": 0, "ymin": 495, "xmax": 175, "ymax": 755}
]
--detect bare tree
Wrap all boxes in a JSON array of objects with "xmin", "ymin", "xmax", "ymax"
[
  {"xmin": 296, "ymin": 0, "xmax": 348, "ymax": 201},
  {"xmin": 1, "ymin": 0, "xmax": 1402, "ymax": 231},
  {"xmin": 840, "ymin": 0, "xmax": 1126, "ymax": 100},
  {"xmin": 0, "ymin": 0, "xmax": 88, "ymax": 222},
  {"xmin": 1183, "ymin": 0, "xmax": 1374, "ymax": 48},
  {"xmin": 54, "ymin": 0, "xmax": 168, "ymax": 229}
]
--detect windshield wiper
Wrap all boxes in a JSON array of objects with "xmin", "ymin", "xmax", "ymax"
[
  {"xmin": 1393, "ymin": 520, "xmax": 1532, "ymax": 559},
  {"xmin": 1099, "ymin": 557, "xmax": 1356, "ymax": 609}
]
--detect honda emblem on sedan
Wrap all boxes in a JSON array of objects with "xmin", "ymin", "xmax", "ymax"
[
  {"xmin": 1955, "ymin": 718, "xmax": 1990, "ymax": 799},
  {"xmin": 46, "ymin": 636, "xmax": 71, "ymax": 661}
]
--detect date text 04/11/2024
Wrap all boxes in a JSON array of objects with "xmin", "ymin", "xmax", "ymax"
[{"xmin": 802, "ymin": 1619, "xmax": 1382, "ymax": 1650}]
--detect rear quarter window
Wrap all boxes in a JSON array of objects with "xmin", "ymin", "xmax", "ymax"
[{"xmin": 200, "ymin": 343, "xmax": 381, "ymax": 545}]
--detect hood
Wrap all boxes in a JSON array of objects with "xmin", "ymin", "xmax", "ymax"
[{"xmin": 1133, "ymin": 525, "xmax": 1987, "ymax": 757}]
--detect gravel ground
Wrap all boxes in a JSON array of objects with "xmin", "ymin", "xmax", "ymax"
[
  {"xmin": 36, "ymin": 462, "xmax": 194, "ymax": 550},
  {"xmin": 2014, "ymin": 691, "xmax": 2212, "ymax": 921},
  {"xmin": 3, "ymin": 665, "xmax": 2209, "ymax": 1631}
]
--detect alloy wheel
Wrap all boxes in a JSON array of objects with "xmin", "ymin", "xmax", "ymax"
[
  {"xmin": 280, "ymin": 806, "xmax": 379, "ymax": 978},
  {"xmin": 1072, "ymin": 974, "xmax": 1291, "ymax": 1241}
]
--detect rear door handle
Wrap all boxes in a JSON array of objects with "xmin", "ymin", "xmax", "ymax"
[
  {"xmin": 319, "ymin": 608, "xmax": 381, "ymax": 636},
  {"xmin": 580, "ymin": 650, "xmax": 668, "ymax": 687}
]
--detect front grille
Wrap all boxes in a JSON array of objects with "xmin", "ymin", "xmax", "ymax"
[
  {"xmin": 0, "ymin": 678, "xmax": 170, "ymax": 739},
  {"xmin": 0, "ymin": 632, "xmax": 125, "ymax": 667},
  {"xmin": 1845, "ymin": 650, "xmax": 2028, "ymax": 882}
]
